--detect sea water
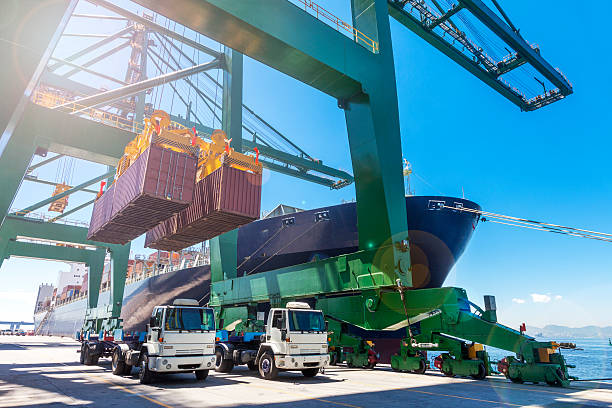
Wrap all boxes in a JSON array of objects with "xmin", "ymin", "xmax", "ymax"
[{"xmin": 427, "ymin": 338, "xmax": 612, "ymax": 381}]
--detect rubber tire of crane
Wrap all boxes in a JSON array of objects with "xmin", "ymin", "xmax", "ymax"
[
  {"xmin": 195, "ymin": 370, "xmax": 209, "ymax": 381},
  {"xmin": 412, "ymin": 360, "xmax": 427, "ymax": 375},
  {"xmin": 302, "ymin": 368, "xmax": 319, "ymax": 378},
  {"xmin": 215, "ymin": 349, "xmax": 234, "ymax": 373},
  {"xmin": 510, "ymin": 375, "xmax": 524, "ymax": 384},
  {"xmin": 442, "ymin": 368, "xmax": 454, "ymax": 377},
  {"xmin": 470, "ymin": 363, "xmax": 486, "ymax": 380},
  {"xmin": 139, "ymin": 352, "xmax": 154, "ymax": 384},
  {"xmin": 258, "ymin": 351, "xmax": 279, "ymax": 380},
  {"xmin": 546, "ymin": 368, "xmax": 565, "ymax": 387},
  {"xmin": 112, "ymin": 348, "xmax": 127, "ymax": 376}
]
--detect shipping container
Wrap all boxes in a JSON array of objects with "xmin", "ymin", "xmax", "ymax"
[
  {"xmin": 87, "ymin": 145, "xmax": 197, "ymax": 244},
  {"xmin": 145, "ymin": 164, "xmax": 262, "ymax": 251}
]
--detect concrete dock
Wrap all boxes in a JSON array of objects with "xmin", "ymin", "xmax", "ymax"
[{"xmin": 1, "ymin": 336, "xmax": 610, "ymax": 408}]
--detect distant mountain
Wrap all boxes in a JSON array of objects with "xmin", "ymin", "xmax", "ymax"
[{"xmin": 526, "ymin": 325, "xmax": 612, "ymax": 339}]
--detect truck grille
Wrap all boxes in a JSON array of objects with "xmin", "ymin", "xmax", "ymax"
[
  {"xmin": 301, "ymin": 349, "xmax": 319, "ymax": 354},
  {"xmin": 176, "ymin": 349, "xmax": 202, "ymax": 356}
]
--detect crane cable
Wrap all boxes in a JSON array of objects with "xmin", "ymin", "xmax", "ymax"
[{"xmin": 444, "ymin": 205, "xmax": 612, "ymax": 243}]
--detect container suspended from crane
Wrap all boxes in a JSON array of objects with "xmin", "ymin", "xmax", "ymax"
[
  {"xmin": 145, "ymin": 129, "xmax": 263, "ymax": 251},
  {"xmin": 87, "ymin": 111, "xmax": 197, "ymax": 244}
]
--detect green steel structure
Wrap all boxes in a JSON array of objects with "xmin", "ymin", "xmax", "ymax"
[{"xmin": 1, "ymin": 0, "xmax": 575, "ymax": 386}]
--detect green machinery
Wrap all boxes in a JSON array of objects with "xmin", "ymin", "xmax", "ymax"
[{"xmin": 1, "ymin": 0, "xmax": 575, "ymax": 386}]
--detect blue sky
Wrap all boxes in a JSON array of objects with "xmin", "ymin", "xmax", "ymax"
[{"xmin": 1, "ymin": 0, "xmax": 610, "ymax": 329}]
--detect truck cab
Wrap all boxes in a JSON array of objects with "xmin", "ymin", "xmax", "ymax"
[
  {"xmin": 137, "ymin": 299, "xmax": 217, "ymax": 382},
  {"xmin": 215, "ymin": 302, "xmax": 329, "ymax": 380},
  {"xmin": 86, "ymin": 299, "xmax": 218, "ymax": 384}
]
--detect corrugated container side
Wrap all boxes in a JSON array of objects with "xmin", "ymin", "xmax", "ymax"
[
  {"xmin": 88, "ymin": 144, "xmax": 196, "ymax": 245},
  {"xmin": 144, "ymin": 165, "xmax": 262, "ymax": 251}
]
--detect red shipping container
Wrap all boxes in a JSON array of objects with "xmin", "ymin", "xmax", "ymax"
[
  {"xmin": 145, "ymin": 164, "xmax": 262, "ymax": 251},
  {"xmin": 88, "ymin": 144, "xmax": 197, "ymax": 244}
]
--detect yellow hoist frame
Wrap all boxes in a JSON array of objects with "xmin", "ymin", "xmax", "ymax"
[{"xmin": 114, "ymin": 110, "xmax": 262, "ymax": 185}]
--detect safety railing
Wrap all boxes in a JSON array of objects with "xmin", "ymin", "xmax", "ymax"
[
  {"xmin": 10, "ymin": 208, "xmax": 90, "ymax": 227},
  {"xmin": 31, "ymin": 89, "xmax": 188, "ymax": 135},
  {"xmin": 294, "ymin": 0, "xmax": 379, "ymax": 54}
]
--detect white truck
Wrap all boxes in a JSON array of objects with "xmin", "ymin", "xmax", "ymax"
[
  {"xmin": 78, "ymin": 299, "xmax": 217, "ymax": 384},
  {"xmin": 215, "ymin": 302, "xmax": 329, "ymax": 379}
]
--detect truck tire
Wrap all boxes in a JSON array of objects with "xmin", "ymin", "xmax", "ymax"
[
  {"xmin": 247, "ymin": 361, "xmax": 257, "ymax": 371},
  {"xmin": 302, "ymin": 368, "xmax": 319, "ymax": 378},
  {"xmin": 112, "ymin": 348, "xmax": 127, "ymax": 376},
  {"xmin": 195, "ymin": 370, "xmax": 209, "ymax": 381},
  {"xmin": 123, "ymin": 363, "xmax": 133, "ymax": 376},
  {"xmin": 79, "ymin": 344, "xmax": 85, "ymax": 364},
  {"xmin": 258, "ymin": 351, "xmax": 279, "ymax": 380},
  {"xmin": 215, "ymin": 349, "xmax": 233, "ymax": 373},
  {"xmin": 139, "ymin": 352, "xmax": 154, "ymax": 384}
]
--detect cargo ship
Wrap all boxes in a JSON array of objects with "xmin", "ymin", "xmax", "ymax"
[{"xmin": 34, "ymin": 195, "xmax": 480, "ymax": 361}]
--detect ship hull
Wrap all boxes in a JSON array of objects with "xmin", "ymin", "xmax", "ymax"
[{"xmin": 237, "ymin": 196, "xmax": 480, "ymax": 289}]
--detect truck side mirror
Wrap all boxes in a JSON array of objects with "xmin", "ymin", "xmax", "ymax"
[
  {"xmin": 281, "ymin": 329, "xmax": 287, "ymax": 341},
  {"xmin": 149, "ymin": 316, "xmax": 156, "ymax": 327}
]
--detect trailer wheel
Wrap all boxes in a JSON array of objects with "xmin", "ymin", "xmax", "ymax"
[
  {"xmin": 139, "ymin": 352, "xmax": 154, "ymax": 384},
  {"xmin": 301, "ymin": 368, "xmax": 319, "ymax": 378},
  {"xmin": 258, "ymin": 351, "xmax": 279, "ymax": 380},
  {"xmin": 215, "ymin": 349, "xmax": 233, "ymax": 373},
  {"xmin": 83, "ymin": 346, "xmax": 94, "ymax": 365},
  {"xmin": 112, "ymin": 348, "xmax": 127, "ymax": 376},
  {"xmin": 195, "ymin": 370, "xmax": 209, "ymax": 381}
]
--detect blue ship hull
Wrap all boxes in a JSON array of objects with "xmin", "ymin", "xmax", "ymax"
[{"xmin": 237, "ymin": 196, "xmax": 480, "ymax": 289}]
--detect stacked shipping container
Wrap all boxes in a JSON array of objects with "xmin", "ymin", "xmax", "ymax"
[
  {"xmin": 145, "ymin": 164, "xmax": 262, "ymax": 251},
  {"xmin": 87, "ymin": 145, "xmax": 197, "ymax": 244}
]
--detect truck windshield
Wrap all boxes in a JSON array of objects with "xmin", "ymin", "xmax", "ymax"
[
  {"xmin": 165, "ymin": 307, "xmax": 215, "ymax": 331},
  {"xmin": 288, "ymin": 310, "xmax": 325, "ymax": 332}
]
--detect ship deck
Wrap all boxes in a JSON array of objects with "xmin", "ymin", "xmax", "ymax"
[{"xmin": 1, "ymin": 336, "xmax": 610, "ymax": 408}]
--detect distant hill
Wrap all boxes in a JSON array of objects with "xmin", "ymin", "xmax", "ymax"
[{"xmin": 526, "ymin": 325, "xmax": 612, "ymax": 339}]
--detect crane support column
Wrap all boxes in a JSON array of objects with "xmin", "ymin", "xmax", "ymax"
[
  {"xmin": 211, "ymin": 47, "xmax": 244, "ymax": 284},
  {"xmin": 344, "ymin": 0, "xmax": 411, "ymax": 286}
]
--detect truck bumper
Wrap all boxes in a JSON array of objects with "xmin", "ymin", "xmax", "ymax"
[
  {"xmin": 275, "ymin": 354, "xmax": 329, "ymax": 370},
  {"xmin": 149, "ymin": 354, "xmax": 216, "ymax": 372}
]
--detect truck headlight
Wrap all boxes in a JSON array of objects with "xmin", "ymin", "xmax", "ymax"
[
  {"xmin": 290, "ymin": 345, "xmax": 298, "ymax": 349},
  {"xmin": 162, "ymin": 359, "xmax": 168, "ymax": 365},
  {"xmin": 322, "ymin": 345, "xmax": 328, "ymax": 350}
]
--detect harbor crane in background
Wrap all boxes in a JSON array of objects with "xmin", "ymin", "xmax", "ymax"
[{"xmin": 0, "ymin": 0, "xmax": 576, "ymax": 386}]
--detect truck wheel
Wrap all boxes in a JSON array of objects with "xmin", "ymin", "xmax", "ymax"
[
  {"xmin": 79, "ymin": 344, "xmax": 85, "ymax": 364},
  {"xmin": 139, "ymin": 352, "xmax": 154, "ymax": 384},
  {"xmin": 195, "ymin": 370, "xmax": 209, "ymax": 381},
  {"xmin": 258, "ymin": 351, "xmax": 279, "ymax": 380},
  {"xmin": 112, "ymin": 348, "xmax": 127, "ymax": 376},
  {"xmin": 302, "ymin": 368, "xmax": 319, "ymax": 378},
  {"xmin": 123, "ymin": 363, "xmax": 133, "ymax": 376},
  {"xmin": 215, "ymin": 349, "xmax": 234, "ymax": 373}
]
